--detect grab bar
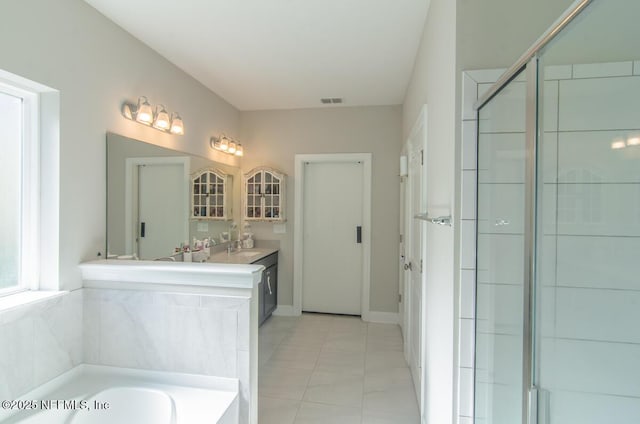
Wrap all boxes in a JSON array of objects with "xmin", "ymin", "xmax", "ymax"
[{"xmin": 414, "ymin": 213, "xmax": 452, "ymax": 227}]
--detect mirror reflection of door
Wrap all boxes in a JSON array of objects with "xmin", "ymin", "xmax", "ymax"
[{"xmin": 131, "ymin": 159, "xmax": 188, "ymax": 260}]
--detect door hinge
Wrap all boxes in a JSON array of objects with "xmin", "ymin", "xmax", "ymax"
[
  {"xmin": 421, "ymin": 150, "xmax": 424, "ymax": 165},
  {"xmin": 420, "ymin": 259, "xmax": 423, "ymax": 273},
  {"xmin": 398, "ymin": 294, "xmax": 402, "ymax": 303},
  {"xmin": 399, "ymin": 234, "xmax": 403, "ymax": 243}
]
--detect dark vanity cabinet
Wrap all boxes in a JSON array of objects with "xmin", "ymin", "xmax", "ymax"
[{"xmin": 253, "ymin": 252, "xmax": 278, "ymax": 326}]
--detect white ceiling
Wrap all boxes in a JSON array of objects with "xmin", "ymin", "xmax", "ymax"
[{"xmin": 84, "ymin": 0, "xmax": 430, "ymax": 111}]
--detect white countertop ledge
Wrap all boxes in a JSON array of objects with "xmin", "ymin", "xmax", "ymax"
[{"xmin": 79, "ymin": 259, "xmax": 264, "ymax": 289}]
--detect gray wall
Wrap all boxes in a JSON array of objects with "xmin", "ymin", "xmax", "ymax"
[
  {"xmin": 0, "ymin": 0, "xmax": 241, "ymax": 290},
  {"xmin": 457, "ymin": 0, "xmax": 574, "ymax": 71},
  {"xmin": 240, "ymin": 106, "xmax": 402, "ymax": 313}
]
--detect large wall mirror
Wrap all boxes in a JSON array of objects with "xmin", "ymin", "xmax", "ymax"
[{"xmin": 106, "ymin": 132, "xmax": 241, "ymax": 260}]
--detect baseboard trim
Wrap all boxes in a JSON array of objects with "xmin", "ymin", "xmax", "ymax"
[
  {"xmin": 366, "ymin": 311, "xmax": 399, "ymax": 324},
  {"xmin": 272, "ymin": 305, "xmax": 298, "ymax": 316}
]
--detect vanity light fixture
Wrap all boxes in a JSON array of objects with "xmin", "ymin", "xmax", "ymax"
[
  {"xmin": 210, "ymin": 135, "xmax": 244, "ymax": 157},
  {"xmin": 152, "ymin": 105, "xmax": 170, "ymax": 130},
  {"xmin": 170, "ymin": 113, "xmax": 184, "ymax": 135},
  {"xmin": 220, "ymin": 136, "xmax": 229, "ymax": 151},
  {"xmin": 121, "ymin": 96, "xmax": 185, "ymax": 135},
  {"xmin": 135, "ymin": 96, "xmax": 153, "ymax": 125}
]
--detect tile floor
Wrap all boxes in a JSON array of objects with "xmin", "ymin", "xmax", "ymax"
[{"xmin": 258, "ymin": 313, "xmax": 420, "ymax": 424}]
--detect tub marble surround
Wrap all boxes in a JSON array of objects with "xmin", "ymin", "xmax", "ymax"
[
  {"xmin": 0, "ymin": 290, "xmax": 83, "ymax": 401},
  {"xmin": 83, "ymin": 287, "xmax": 257, "ymax": 424},
  {"xmin": 79, "ymin": 260, "xmax": 261, "ymax": 424},
  {"xmin": 0, "ymin": 260, "xmax": 263, "ymax": 424}
]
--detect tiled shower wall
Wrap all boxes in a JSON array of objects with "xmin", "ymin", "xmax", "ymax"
[
  {"xmin": 458, "ymin": 68, "xmax": 504, "ymax": 424},
  {"xmin": 459, "ymin": 61, "xmax": 640, "ymax": 424},
  {"xmin": 538, "ymin": 61, "xmax": 640, "ymax": 421}
]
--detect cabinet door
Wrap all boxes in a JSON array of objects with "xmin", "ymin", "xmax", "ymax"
[
  {"xmin": 243, "ymin": 167, "xmax": 286, "ymax": 222},
  {"xmin": 264, "ymin": 264, "xmax": 277, "ymax": 317}
]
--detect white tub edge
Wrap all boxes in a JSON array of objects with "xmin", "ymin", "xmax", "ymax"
[{"xmin": 0, "ymin": 364, "xmax": 239, "ymax": 422}]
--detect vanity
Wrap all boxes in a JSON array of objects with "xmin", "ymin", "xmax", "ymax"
[{"xmin": 208, "ymin": 248, "xmax": 279, "ymax": 326}]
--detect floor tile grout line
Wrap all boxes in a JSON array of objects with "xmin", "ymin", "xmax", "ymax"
[{"xmin": 260, "ymin": 314, "xmax": 417, "ymax": 423}]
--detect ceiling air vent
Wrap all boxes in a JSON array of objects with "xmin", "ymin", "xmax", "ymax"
[{"xmin": 320, "ymin": 98, "xmax": 343, "ymax": 105}]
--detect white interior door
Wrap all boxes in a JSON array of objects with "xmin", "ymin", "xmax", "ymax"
[
  {"xmin": 137, "ymin": 163, "xmax": 186, "ymax": 260},
  {"xmin": 302, "ymin": 161, "xmax": 364, "ymax": 315},
  {"xmin": 405, "ymin": 119, "xmax": 425, "ymax": 400}
]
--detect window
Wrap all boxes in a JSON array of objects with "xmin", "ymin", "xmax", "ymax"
[{"xmin": 0, "ymin": 81, "xmax": 39, "ymax": 296}]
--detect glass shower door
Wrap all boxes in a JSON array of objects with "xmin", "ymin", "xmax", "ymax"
[
  {"xmin": 475, "ymin": 69, "xmax": 528, "ymax": 424},
  {"xmin": 535, "ymin": 0, "xmax": 640, "ymax": 421}
]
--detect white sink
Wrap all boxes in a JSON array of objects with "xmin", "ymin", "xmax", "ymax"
[
  {"xmin": 208, "ymin": 248, "xmax": 273, "ymax": 264},
  {"xmin": 232, "ymin": 250, "xmax": 265, "ymax": 258}
]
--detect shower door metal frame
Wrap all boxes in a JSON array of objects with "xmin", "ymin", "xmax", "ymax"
[
  {"xmin": 472, "ymin": 1, "xmax": 595, "ymax": 423},
  {"xmin": 474, "ymin": 0, "xmax": 592, "ymax": 111},
  {"xmin": 522, "ymin": 56, "xmax": 538, "ymax": 424}
]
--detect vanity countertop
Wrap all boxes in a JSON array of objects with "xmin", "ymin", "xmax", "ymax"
[{"xmin": 208, "ymin": 247, "xmax": 278, "ymax": 265}]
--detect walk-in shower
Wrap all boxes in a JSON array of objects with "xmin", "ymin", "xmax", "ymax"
[{"xmin": 473, "ymin": 0, "xmax": 640, "ymax": 422}]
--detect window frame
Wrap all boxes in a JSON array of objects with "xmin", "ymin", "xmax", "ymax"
[{"xmin": 0, "ymin": 81, "xmax": 40, "ymax": 297}]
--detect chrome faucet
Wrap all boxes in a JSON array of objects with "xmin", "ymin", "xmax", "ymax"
[{"xmin": 227, "ymin": 239, "xmax": 242, "ymax": 254}]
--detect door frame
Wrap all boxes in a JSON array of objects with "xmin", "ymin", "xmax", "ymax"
[
  {"xmin": 124, "ymin": 156, "xmax": 190, "ymax": 256},
  {"xmin": 293, "ymin": 153, "xmax": 372, "ymax": 321},
  {"xmin": 402, "ymin": 105, "xmax": 428, "ymax": 418},
  {"xmin": 398, "ymin": 167, "xmax": 407, "ymax": 340}
]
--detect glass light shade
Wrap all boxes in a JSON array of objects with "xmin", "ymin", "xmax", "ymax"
[
  {"xmin": 611, "ymin": 139, "xmax": 626, "ymax": 150},
  {"xmin": 235, "ymin": 144, "xmax": 243, "ymax": 156},
  {"xmin": 153, "ymin": 105, "xmax": 170, "ymax": 130},
  {"xmin": 219, "ymin": 137, "xmax": 229, "ymax": 151},
  {"xmin": 135, "ymin": 97, "xmax": 153, "ymax": 125},
  {"xmin": 228, "ymin": 141, "xmax": 237, "ymax": 154},
  {"xmin": 170, "ymin": 113, "xmax": 184, "ymax": 135}
]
